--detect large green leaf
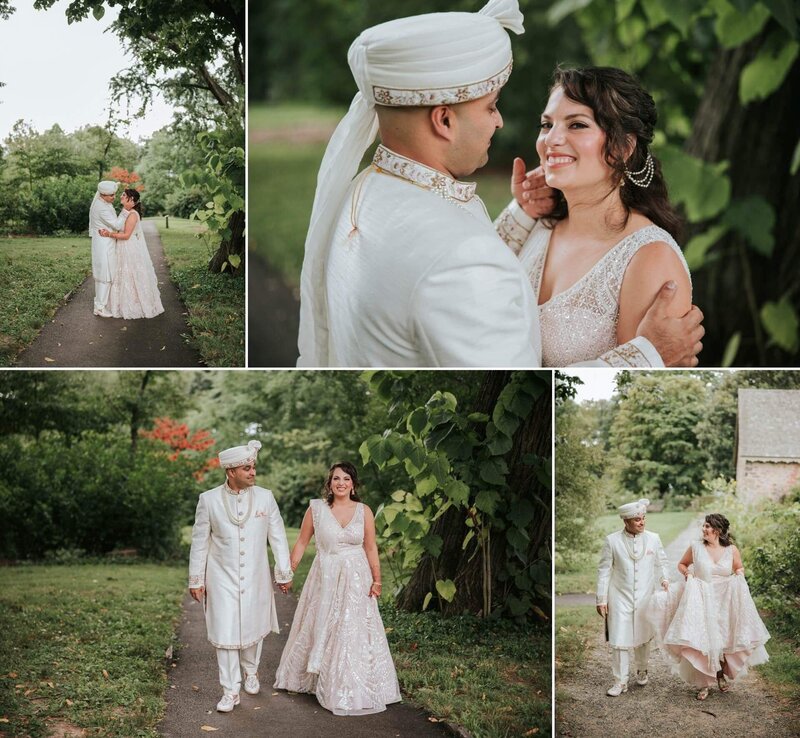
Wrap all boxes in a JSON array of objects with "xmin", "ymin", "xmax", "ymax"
[
  {"xmin": 435, "ymin": 578, "xmax": 457, "ymax": 603},
  {"xmin": 414, "ymin": 473, "xmax": 439, "ymax": 497},
  {"xmin": 739, "ymin": 35, "xmax": 800, "ymax": 104},
  {"xmin": 475, "ymin": 489, "xmax": 500, "ymax": 515},
  {"xmin": 657, "ymin": 144, "xmax": 731, "ymax": 222},
  {"xmin": 683, "ymin": 223, "xmax": 730, "ymax": 270},
  {"xmin": 721, "ymin": 331, "xmax": 742, "ymax": 367},
  {"xmin": 761, "ymin": 296, "xmax": 800, "ymax": 353},
  {"xmin": 761, "ymin": 0, "xmax": 798, "ymax": 37},
  {"xmin": 715, "ymin": 0, "xmax": 771, "ymax": 48},
  {"xmin": 444, "ymin": 479, "xmax": 470, "ymax": 505},
  {"xmin": 479, "ymin": 458, "xmax": 507, "ymax": 485},
  {"xmin": 407, "ymin": 408, "xmax": 428, "ymax": 437},
  {"xmin": 722, "ymin": 195, "xmax": 775, "ymax": 257}
]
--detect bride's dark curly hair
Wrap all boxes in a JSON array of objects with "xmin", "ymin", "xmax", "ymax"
[
  {"xmin": 542, "ymin": 65, "xmax": 682, "ymax": 240},
  {"xmin": 704, "ymin": 513, "xmax": 735, "ymax": 547},
  {"xmin": 123, "ymin": 188, "xmax": 143, "ymax": 217},
  {"xmin": 323, "ymin": 461, "xmax": 361, "ymax": 506}
]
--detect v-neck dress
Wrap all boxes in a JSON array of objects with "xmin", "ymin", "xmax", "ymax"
[
  {"xmin": 646, "ymin": 541, "xmax": 770, "ymax": 688},
  {"xmin": 274, "ymin": 499, "xmax": 401, "ymax": 715},
  {"xmin": 517, "ymin": 221, "xmax": 690, "ymax": 367}
]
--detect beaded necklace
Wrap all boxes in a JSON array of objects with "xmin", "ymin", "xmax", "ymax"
[{"xmin": 220, "ymin": 483, "xmax": 253, "ymax": 527}]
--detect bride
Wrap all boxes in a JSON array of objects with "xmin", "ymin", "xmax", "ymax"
[
  {"xmin": 273, "ymin": 462, "xmax": 401, "ymax": 715},
  {"xmin": 646, "ymin": 514, "xmax": 770, "ymax": 700},
  {"xmin": 98, "ymin": 189, "xmax": 164, "ymax": 320},
  {"xmin": 504, "ymin": 66, "xmax": 692, "ymax": 366}
]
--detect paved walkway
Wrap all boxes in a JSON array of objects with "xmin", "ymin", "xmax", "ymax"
[
  {"xmin": 158, "ymin": 590, "xmax": 451, "ymax": 738},
  {"xmin": 247, "ymin": 253, "xmax": 299, "ymax": 367},
  {"xmin": 16, "ymin": 221, "xmax": 203, "ymax": 367}
]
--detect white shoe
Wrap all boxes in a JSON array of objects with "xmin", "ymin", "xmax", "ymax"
[
  {"xmin": 243, "ymin": 674, "xmax": 260, "ymax": 695},
  {"xmin": 216, "ymin": 693, "xmax": 240, "ymax": 712},
  {"xmin": 636, "ymin": 670, "xmax": 649, "ymax": 686},
  {"xmin": 93, "ymin": 308, "xmax": 112, "ymax": 318},
  {"xmin": 606, "ymin": 682, "xmax": 628, "ymax": 697}
]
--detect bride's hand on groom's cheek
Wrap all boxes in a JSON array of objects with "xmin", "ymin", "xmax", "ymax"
[{"xmin": 511, "ymin": 158, "xmax": 556, "ymax": 219}]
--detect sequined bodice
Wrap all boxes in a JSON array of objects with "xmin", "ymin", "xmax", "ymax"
[
  {"xmin": 311, "ymin": 499, "xmax": 364, "ymax": 554},
  {"xmin": 694, "ymin": 542, "xmax": 733, "ymax": 582},
  {"xmin": 518, "ymin": 222, "xmax": 690, "ymax": 367}
]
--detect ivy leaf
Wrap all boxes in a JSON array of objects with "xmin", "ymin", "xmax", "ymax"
[
  {"xmin": 423, "ymin": 534, "xmax": 443, "ymax": 558},
  {"xmin": 467, "ymin": 412, "xmax": 490, "ymax": 423},
  {"xmin": 422, "ymin": 592, "xmax": 433, "ymax": 611},
  {"xmin": 479, "ymin": 459, "xmax": 506, "ymax": 485},
  {"xmin": 722, "ymin": 195, "xmax": 775, "ymax": 257},
  {"xmin": 415, "ymin": 474, "xmax": 439, "ymax": 497},
  {"xmin": 761, "ymin": 0, "xmax": 798, "ymax": 37},
  {"xmin": 508, "ymin": 498, "xmax": 536, "ymax": 528},
  {"xmin": 92, "ymin": 4, "xmax": 105, "ymax": 20},
  {"xmin": 739, "ymin": 35, "xmax": 799, "ymax": 104},
  {"xmin": 475, "ymin": 489, "xmax": 499, "ymax": 515},
  {"xmin": 428, "ymin": 453, "xmax": 451, "ymax": 485},
  {"xmin": 761, "ymin": 296, "xmax": 800, "ymax": 353},
  {"xmin": 721, "ymin": 332, "xmax": 742, "ymax": 368},
  {"xmin": 444, "ymin": 479, "xmax": 470, "ymax": 505},
  {"xmin": 435, "ymin": 578, "xmax": 457, "ymax": 603},
  {"xmin": 407, "ymin": 408, "xmax": 428, "ymax": 437},
  {"xmin": 486, "ymin": 432, "xmax": 513, "ymax": 456},
  {"xmin": 715, "ymin": 0, "xmax": 770, "ymax": 48},
  {"xmin": 657, "ymin": 144, "xmax": 731, "ymax": 222},
  {"xmin": 683, "ymin": 223, "xmax": 729, "ymax": 270}
]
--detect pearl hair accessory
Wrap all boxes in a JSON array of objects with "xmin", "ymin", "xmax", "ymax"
[{"xmin": 624, "ymin": 151, "xmax": 654, "ymax": 188}]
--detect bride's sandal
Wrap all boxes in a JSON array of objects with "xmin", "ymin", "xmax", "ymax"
[
  {"xmin": 697, "ymin": 688, "xmax": 710, "ymax": 701},
  {"xmin": 716, "ymin": 670, "xmax": 730, "ymax": 693}
]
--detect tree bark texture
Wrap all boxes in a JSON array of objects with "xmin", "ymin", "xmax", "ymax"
[
  {"xmin": 686, "ymin": 29, "xmax": 800, "ymax": 364},
  {"xmin": 208, "ymin": 209, "xmax": 245, "ymax": 274}
]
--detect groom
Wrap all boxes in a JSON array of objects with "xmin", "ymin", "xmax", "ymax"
[
  {"xmin": 297, "ymin": 0, "xmax": 704, "ymax": 368},
  {"xmin": 188, "ymin": 440, "xmax": 293, "ymax": 713},
  {"xmin": 89, "ymin": 180, "xmax": 121, "ymax": 317},
  {"xmin": 596, "ymin": 498, "xmax": 670, "ymax": 696}
]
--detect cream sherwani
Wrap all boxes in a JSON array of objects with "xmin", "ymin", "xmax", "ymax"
[
  {"xmin": 89, "ymin": 197, "xmax": 125, "ymax": 311},
  {"xmin": 596, "ymin": 529, "xmax": 669, "ymax": 684},
  {"xmin": 317, "ymin": 145, "xmax": 664, "ymax": 368},
  {"xmin": 189, "ymin": 484, "xmax": 292, "ymax": 694}
]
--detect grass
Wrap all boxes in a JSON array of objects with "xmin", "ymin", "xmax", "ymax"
[
  {"xmin": 248, "ymin": 103, "xmax": 515, "ymax": 287},
  {"xmin": 556, "ymin": 511, "xmax": 697, "ymax": 594},
  {"xmin": 0, "ymin": 235, "xmax": 90, "ymax": 366},
  {"xmin": 153, "ymin": 217, "xmax": 245, "ymax": 367},
  {"xmin": 384, "ymin": 607, "xmax": 550, "ymax": 738},
  {"xmin": 757, "ymin": 627, "xmax": 800, "ymax": 704},
  {"xmin": 555, "ymin": 605, "xmax": 596, "ymax": 678},
  {"xmin": 0, "ymin": 563, "xmax": 186, "ymax": 738}
]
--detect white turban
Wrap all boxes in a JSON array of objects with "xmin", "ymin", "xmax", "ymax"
[
  {"xmin": 218, "ymin": 440, "xmax": 261, "ymax": 469},
  {"xmin": 97, "ymin": 181, "xmax": 117, "ymax": 195},
  {"xmin": 618, "ymin": 498, "xmax": 650, "ymax": 519},
  {"xmin": 296, "ymin": 0, "xmax": 525, "ymax": 367}
]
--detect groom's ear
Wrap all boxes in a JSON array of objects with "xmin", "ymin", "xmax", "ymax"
[{"xmin": 430, "ymin": 105, "xmax": 456, "ymax": 141}]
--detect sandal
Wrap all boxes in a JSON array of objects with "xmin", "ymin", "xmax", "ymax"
[
  {"xmin": 716, "ymin": 670, "xmax": 730, "ymax": 693},
  {"xmin": 697, "ymin": 688, "xmax": 709, "ymax": 701}
]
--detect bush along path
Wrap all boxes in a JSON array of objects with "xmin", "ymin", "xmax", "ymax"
[
  {"xmin": 556, "ymin": 517, "xmax": 798, "ymax": 738},
  {"xmin": 159, "ymin": 590, "xmax": 451, "ymax": 738},
  {"xmin": 16, "ymin": 221, "xmax": 203, "ymax": 368}
]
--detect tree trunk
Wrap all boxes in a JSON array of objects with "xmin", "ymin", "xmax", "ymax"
[
  {"xmin": 685, "ymin": 30, "xmax": 800, "ymax": 364},
  {"xmin": 208, "ymin": 209, "xmax": 245, "ymax": 275},
  {"xmin": 129, "ymin": 371, "xmax": 152, "ymax": 455},
  {"xmin": 397, "ymin": 372, "xmax": 552, "ymax": 615}
]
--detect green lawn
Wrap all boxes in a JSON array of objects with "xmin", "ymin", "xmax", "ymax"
[
  {"xmin": 248, "ymin": 103, "xmax": 515, "ymax": 288},
  {"xmin": 556, "ymin": 511, "xmax": 698, "ymax": 594},
  {"xmin": 0, "ymin": 235, "xmax": 90, "ymax": 366},
  {"xmin": 0, "ymin": 564, "xmax": 185, "ymax": 738},
  {"xmin": 153, "ymin": 217, "xmax": 244, "ymax": 367}
]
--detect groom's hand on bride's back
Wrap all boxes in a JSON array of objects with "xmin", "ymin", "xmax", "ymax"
[{"xmin": 637, "ymin": 281, "xmax": 704, "ymax": 367}]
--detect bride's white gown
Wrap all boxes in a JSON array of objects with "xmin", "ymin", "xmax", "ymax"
[
  {"xmin": 646, "ymin": 542, "xmax": 770, "ymax": 688},
  {"xmin": 108, "ymin": 211, "xmax": 164, "ymax": 319},
  {"xmin": 273, "ymin": 499, "xmax": 401, "ymax": 715},
  {"xmin": 517, "ymin": 221, "xmax": 690, "ymax": 367}
]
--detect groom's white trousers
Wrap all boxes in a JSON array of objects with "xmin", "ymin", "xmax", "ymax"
[
  {"xmin": 216, "ymin": 640, "xmax": 262, "ymax": 695},
  {"xmin": 94, "ymin": 279, "xmax": 111, "ymax": 312},
  {"xmin": 611, "ymin": 641, "xmax": 651, "ymax": 683}
]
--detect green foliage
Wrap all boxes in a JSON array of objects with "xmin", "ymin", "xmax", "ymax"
[
  {"xmin": 361, "ymin": 371, "xmax": 551, "ymax": 618},
  {"xmin": 0, "ymin": 434, "xmax": 195, "ymax": 560}
]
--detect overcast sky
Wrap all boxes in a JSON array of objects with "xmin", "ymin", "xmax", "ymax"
[
  {"xmin": 0, "ymin": 1, "xmax": 176, "ymax": 143},
  {"xmin": 564, "ymin": 369, "xmax": 619, "ymax": 403}
]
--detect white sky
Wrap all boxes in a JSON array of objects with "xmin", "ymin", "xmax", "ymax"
[
  {"xmin": 565, "ymin": 369, "xmax": 620, "ymax": 403},
  {"xmin": 0, "ymin": 1, "xmax": 176, "ymax": 144}
]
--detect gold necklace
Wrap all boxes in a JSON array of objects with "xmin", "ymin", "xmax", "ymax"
[{"xmin": 221, "ymin": 484, "xmax": 253, "ymax": 527}]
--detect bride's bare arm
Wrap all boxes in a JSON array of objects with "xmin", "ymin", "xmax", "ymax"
[
  {"xmin": 289, "ymin": 507, "xmax": 314, "ymax": 571},
  {"xmin": 617, "ymin": 242, "xmax": 692, "ymax": 345},
  {"xmin": 362, "ymin": 505, "xmax": 382, "ymax": 598},
  {"xmin": 677, "ymin": 545, "xmax": 694, "ymax": 579}
]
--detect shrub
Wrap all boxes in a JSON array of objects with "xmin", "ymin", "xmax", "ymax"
[{"xmin": 17, "ymin": 175, "xmax": 99, "ymax": 234}]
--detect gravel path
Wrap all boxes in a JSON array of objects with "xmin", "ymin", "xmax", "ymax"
[{"xmin": 556, "ymin": 518, "xmax": 798, "ymax": 737}]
